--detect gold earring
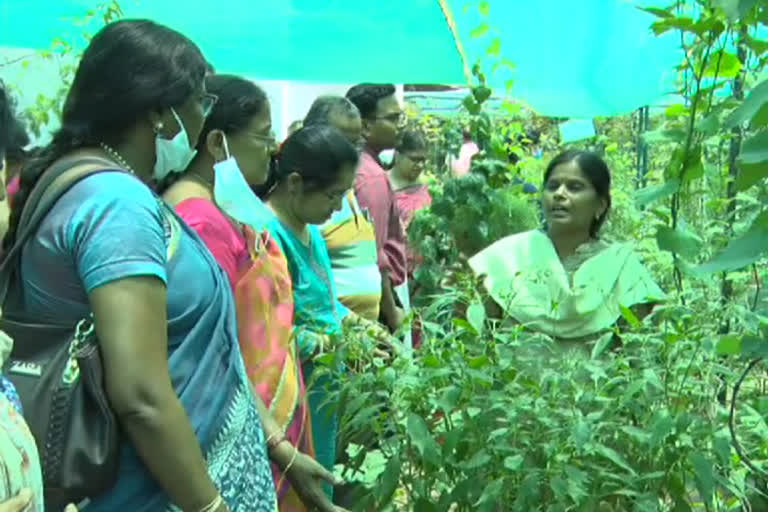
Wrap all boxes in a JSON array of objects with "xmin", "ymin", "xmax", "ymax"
[{"xmin": 154, "ymin": 122, "xmax": 164, "ymax": 133}]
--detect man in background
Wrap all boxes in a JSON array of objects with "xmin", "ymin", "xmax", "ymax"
[
  {"xmin": 305, "ymin": 96, "xmax": 383, "ymax": 324},
  {"xmin": 346, "ymin": 84, "xmax": 408, "ymax": 333}
]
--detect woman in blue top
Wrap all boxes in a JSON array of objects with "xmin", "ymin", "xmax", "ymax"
[
  {"xmin": 3, "ymin": 20, "xmax": 275, "ymax": 512},
  {"xmin": 256, "ymin": 126, "xmax": 391, "ymax": 500}
]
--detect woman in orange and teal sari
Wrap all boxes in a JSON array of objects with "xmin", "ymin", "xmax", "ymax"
[{"xmin": 163, "ymin": 75, "xmax": 345, "ymax": 512}]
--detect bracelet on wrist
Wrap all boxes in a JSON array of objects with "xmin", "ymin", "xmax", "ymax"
[
  {"xmin": 197, "ymin": 494, "xmax": 223, "ymax": 512},
  {"xmin": 266, "ymin": 430, "xmax": 286, "ymax": 453}
]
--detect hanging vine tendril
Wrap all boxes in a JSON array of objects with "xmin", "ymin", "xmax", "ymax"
[{"xmin": 729, "ymin": 357, "xmax": 768, "ymax": 477}]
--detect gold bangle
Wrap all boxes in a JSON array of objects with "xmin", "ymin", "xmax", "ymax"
[
  {"xmin": 276, "ymin": 444, "xmax": 300, "ymax": 490},
  {"xmin": 198, "ymin": 495, "xmax": 223, "ymax": 512},
  {"xmin": 266, "ymin": 429, "xmax": 286, "ymax": 452}
]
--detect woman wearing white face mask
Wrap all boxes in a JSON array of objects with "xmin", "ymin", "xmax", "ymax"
[
  {"xmin": 2, "ymin": 22, "xmax": 278, "ymax": 512},
  {"xmin": 163, "ymin": 75, "xmax": 348, "ymax": 512}
]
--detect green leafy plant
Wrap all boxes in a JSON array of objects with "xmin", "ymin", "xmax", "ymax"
[
  {"xmin": 329, "ymin": 2, "xmax": 768, "ymax": 511},
  {"xmin": 13, "ymin": 1, "xmax": 124, "ymax": 138}
]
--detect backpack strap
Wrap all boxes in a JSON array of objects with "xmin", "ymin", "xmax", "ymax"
[{"xmin": 0, "ymin": 156, "xmax": 123, "ymax": 306}]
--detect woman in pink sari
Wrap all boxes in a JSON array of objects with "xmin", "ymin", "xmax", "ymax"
[
  {"xmin": 390, "ymin": 130, "xmax": 432, "ymax": 251},
  {"xmin": 390, "ymin": 130, "xmax": 432, "ymax": 348},
  {"xmin": 163, "ymin": 75, "xmax": 346, "ymax": 512}
]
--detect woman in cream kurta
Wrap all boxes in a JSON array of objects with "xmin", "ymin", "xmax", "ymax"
[
  {"xmin": 470, "ymin": 150, "xmax": 663, "ymax": 343},
  {"xmin": 469, "ymin": 229, "xmax": 663, "ymax": 340}
]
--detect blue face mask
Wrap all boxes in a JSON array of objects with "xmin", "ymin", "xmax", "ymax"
[
  {"xmin": 154, "ymin": 107, "xmax": 197, "ymax": 181},
  {"xmin": 213, "ymin": 133, "xmax": 273, "ymax": 231}
]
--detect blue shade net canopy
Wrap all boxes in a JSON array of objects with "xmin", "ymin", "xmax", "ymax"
[{"xmin": 0, "ymin": 0, "xmax": 681, "ymax": 118}]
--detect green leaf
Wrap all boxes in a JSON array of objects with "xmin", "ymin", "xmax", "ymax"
[
  {"xmin": 619, "ymin": 305, "xmax": 641, "ymax": 329},
  {"xmin": 467, "ymin": 301, "xmax": 486, "ymax": 332},
  {"xmin": 665, "ymin": 104, "xmax": 688, "ymax": 117},
  {"xmin": 724, "ymin": 78, "xmax": 768, "ymax": 129},
  {"xmin": 564, "ymin": 466, "xmax": 590, "ymax": 502},
  {"xmin": 650, "ymin": 17, "xmax": 694, "ymax": 35},
  {"xmin": 716, "ymin": 334, "xmax": 742, "ymax": 355},
  {"xmin": 375, "ymin": 455, "xmax": 401, "ymax": 504},
  {"xmin": 655, "ymin": 225, "xmax": 703, "ymax": 259},
  {"xmin": 463, "ymin": 95, "xmax": 481, "ymax": 115},
  {"xmin": 704, "ymin": 50, "xmax": 741, "ymax": 78},
  {"xmin": 486, "ymin": 37, "xmax": 501, "ymax": 57},
  {"xmin": 549, "ymin": 475, "xmax": 568, "ymax": 500},
  {"xmin": 499, "ymin": 57, "xmax": 515, "ymax": 70},
  {"xmin": 413, "ymin": 498, "xmax": 439, "ymax": 512},
  {"xmin": 713, "ymin": 0, "xmax": 761, "ymax": 20},
  {"xmin": 475, "ymin": 478, "xmax": 504, "ymax": 511},
  {"xmin": 472, "ymin": 85, "xmax": 492, "ymax": 104},
  {"xmin": 692, "ymin": 212, "xmax": 768, "ymax": 274},
  {"xmin": 407, "ymin": 413, "xmax": 441, "ymax": 466},
  {"xmin": 739, "ymin": 335, "xmax": 768, "ymax": 358},
  {"xmin": 664, "ymin": 146, "xmax": 685, "ymax": 181},
  {"xmin": 635, "ymin": 178, "xmax": 681, "ymax": 208},
  {"xmin": 504, "ymin": 455, "xmax": 524, "ymax": 471},
  {"xmin": 689, "ymin": 453, "xmax": 715, "ymax": 503},
  {"xmin": 682, "ymin": 156, "xmax": 705, "ymax": 184},
  {"xmin": 595, "ymin": 445, "xmax": 636, "ymax": 475},
  {"xmin": 642, "ymin": 128, "xmax": 686, "ymax": 144},
  {"xmin": 745, "ymin": 34, "xmax": 768, "ymax": 58},
  {"xmin": 478, "ymin": 1, "xmax": 490, "ymax": 16},
  {"xmin": 692, "ymin": 17, "xmax": 725, "ymax": 36},
  {"xmin": 621, "ymin": 426, "xmax": 651, "ymax": 444},
  {"xmin": 591, "ymin": 331, "xmax": 615, "ymax": 359},
  {"xmin": 752, "ymin": 103, "xmax": 768, "ymax": 129},
  {"xmin": 468, "ymin": 355, "xmax": 490, "ymax": 369},
  {"xmin": 740, "ymin": 130, "xmax": 768, "ymax": 163},
  {"xmin": 639, "ymin": 7, "xmax": 674, "ymax": 18},
  {"xmin": 464, "ymin": 450, "xmax": 492, "ymax": 469},
  {"xmin": 735, "ymin": 161, "xmax": 768, "ymax": 190},
  {"xmin": 649, "ymin": 411, "xmax": 675, "ymax": 448},
  {"xmin": 571, "ymin": 420, "xmax": 592, "ymax": 446},
  {"xmin": 453, "ymin": 318, "xmax": 474, "ymax": 331},
  {"xmin": 438, "ymin": 385, "xmax": 461, "ymax": 414},
  {"xmin": 697, "ymin": 112, "xmax": 720, "ymax": 135},
  {"xmin": 471, "ymin": 23, "xmax": 490, "ymax": 38}
]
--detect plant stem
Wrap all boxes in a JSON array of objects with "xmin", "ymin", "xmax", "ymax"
[{"xmin": 720, "ymin": 24, "xmax": 748, "ymax": 329}]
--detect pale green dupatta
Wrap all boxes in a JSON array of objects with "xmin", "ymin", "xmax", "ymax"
[{"xmin": 469, "ymin": 230, "xmax": 665, "ymax": 340}]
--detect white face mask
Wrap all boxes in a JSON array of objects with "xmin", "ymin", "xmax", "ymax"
[
  {"xmin": 213, "ymin": 133, "xmax": 273, "ymax": 231},
  {"xmin": 378, "ymin": 149, "xmax": 395, "ymax": 166},
  {"xmin": 154, "ymin": 107, "xmax": 198, "ymax": 181}
]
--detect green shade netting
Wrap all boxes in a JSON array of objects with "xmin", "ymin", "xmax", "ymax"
[{"xmin": 0, "ymin": 0, "xmax": 681, "ymax": 117}]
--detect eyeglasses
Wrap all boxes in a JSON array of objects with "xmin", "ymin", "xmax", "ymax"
[
  {"xmin": 201, "ymin": 93, "xmax": 219, "ymax": 117},
  {"xmin": 375, "ymin": 112, "xmax": 406, "ymax": 124}
]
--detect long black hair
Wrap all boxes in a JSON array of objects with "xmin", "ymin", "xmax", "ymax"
[
  {"xmin": 3, "ymin": 19, "xmax": 207, "ymax": 248},
  {"xmin": 255, "ymin": 125, "xmax": 358, "ymax": 199},
  {"xmin": 0, "ymin": 79, "xmax": 17, "ymax": 159},
  {"xmin": 543, "ymin": 150, "xmax": 612, "ymax": 237}
]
